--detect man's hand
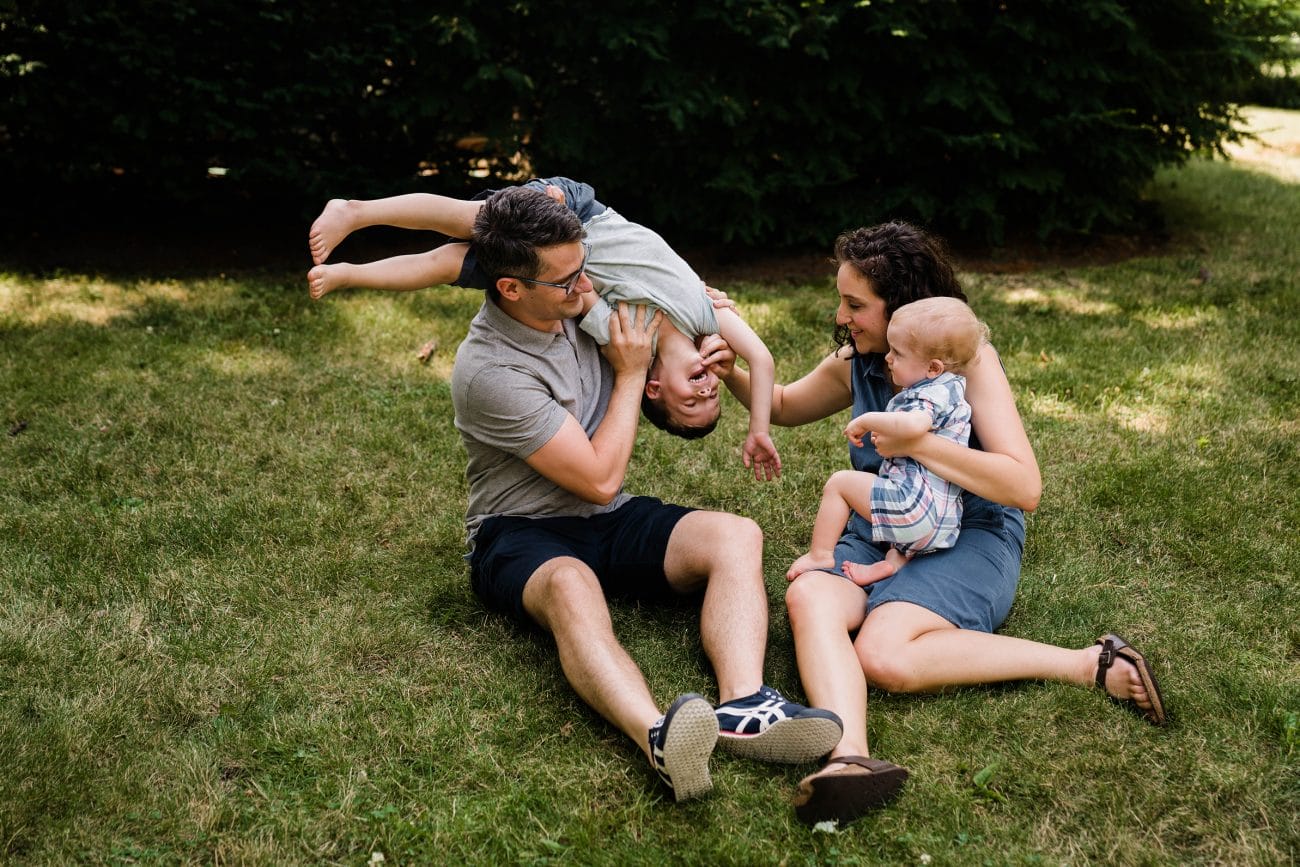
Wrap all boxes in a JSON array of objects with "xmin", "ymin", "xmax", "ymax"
[
  {"xmin": 601, "ymin": 302, "xmax": 663, "ymax": 377},
  {"xmin": 743, "ymin": 432, "xmax": 782, "ymax": 481},
  {"xmin": 698, "ymin": 333, "xmax": 736, "ymax": 380}
]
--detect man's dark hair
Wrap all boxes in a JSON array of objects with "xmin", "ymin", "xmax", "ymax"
[
  {"xmin": 640, "ymin": 393, "xmax": 720, "ymax": 440},
  {"xmin": 832, "ymin": 221, "xmax": 967, "ymax": 351},
  {"xmin": 472, "ymin": 187, "xmax": 583, "ymax": 297}
]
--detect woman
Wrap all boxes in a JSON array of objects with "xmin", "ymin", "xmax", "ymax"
[{"xmin": 722, "ymin": 222, "xmax": 1167, "ymax": 826}]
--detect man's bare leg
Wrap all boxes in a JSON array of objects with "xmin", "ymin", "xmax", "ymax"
[
  {"xmin": 522, "ymin": 558, "xmax": 662, "ymax": 745},
  {"xmin": 666, "ymin": 510, "xmax": 843, "ymax": 763},
  {"xmin": 521, "ymin": 556, "xmax": 717, "ymax": 800}
]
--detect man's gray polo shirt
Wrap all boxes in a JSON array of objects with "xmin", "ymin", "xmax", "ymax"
[{"xmin": 451, "ymin": 298, "xmax": 630, "ymax": 547}]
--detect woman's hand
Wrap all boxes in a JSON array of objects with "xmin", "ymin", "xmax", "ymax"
[
  {"xmin": 703, "ymin": 284, "xmax": 737, "ymax": 313},
  {"xmin": 870, "ymin": 426, "xmax": 926, "ymax": 459}
]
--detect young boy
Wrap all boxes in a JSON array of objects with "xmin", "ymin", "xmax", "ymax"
[
  {"xmin": 308, "ymin": 177, "xmax": 781, "ymax": 479},
  {"xmin": 786, "ymin": 297, "xmax": 990, "ymax": 584}
]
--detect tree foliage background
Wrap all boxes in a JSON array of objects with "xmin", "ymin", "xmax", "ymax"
[{"xmin": 3, "ymin": 0, "xmax": 1298, "ymax": 244}]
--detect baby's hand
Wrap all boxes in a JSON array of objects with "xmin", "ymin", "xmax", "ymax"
[
  {"xmin": 743, "ymin": 432, "xmax": 782, "ymax": 482},
  {"xmin": 844, "ymin": 416, "xmax": 871, "ymax": 447},
  {"xmin": 544, "ymin": 184, "xmax": 567, "ymax": 205}
]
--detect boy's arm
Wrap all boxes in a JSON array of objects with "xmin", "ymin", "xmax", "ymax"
[
  {"xmin": 844, "ymin": 409, "xmax": 933, "ymax": 447},
  {"xmin": 714, "ymin": 307, "xmax": 781, "ymax": 479},
  {"xmin": 524, "ymin": 304, "xmax": 663, "ymax": 504}
]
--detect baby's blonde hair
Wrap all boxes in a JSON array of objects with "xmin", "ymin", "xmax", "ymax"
[{"xmin": 889, "ymin": 297, "xmax": 989, "ymax": 374}]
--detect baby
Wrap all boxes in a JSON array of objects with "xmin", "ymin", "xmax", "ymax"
[
  {"xmin": 787, "ymin": 297, "xmax": 989, "ymax": 583},
  {"xmin": 308, "ymin": 177, "xmax": 781, "ymax": 479}
]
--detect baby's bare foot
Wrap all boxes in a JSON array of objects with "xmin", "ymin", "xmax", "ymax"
[
  {"xmin": 307, "ymin": 263, "xmax": 349, "ymax": 299},
  {"xmin": 842, "ymin": 559, "xmax": 897, "ymax": 587},
  {"xmin": 309, "ymin": 199, "xmax": 357, "ymax": 264},
  {"xmin": 787, "ymin": 551, "xmax": 834, "ymax": 581}
]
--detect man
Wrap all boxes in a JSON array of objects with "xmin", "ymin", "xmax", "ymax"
[{"xmin": 450, "ymin": 186, "xmax": 842, "ymax": 801}]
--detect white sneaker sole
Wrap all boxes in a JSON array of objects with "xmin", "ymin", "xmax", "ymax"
[
  {"xmin": 717, "ymin": 715, "xmax": 843, "ymax": 763},
  {"xmin": 660, "ymin": 696, "xmax": 719, "ymax": 801}
]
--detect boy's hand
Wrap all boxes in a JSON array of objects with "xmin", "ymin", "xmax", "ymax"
[
  {"xmin": 743, "ymin": 432, "xmax": 782, "ymax": 481},
  {"xmin": 602, "ymin": 302, "xmax": 662, "ymax": 377},
  {"xmin": 698, "ymin": 334, "xmax": 735, "ymax": 380}
]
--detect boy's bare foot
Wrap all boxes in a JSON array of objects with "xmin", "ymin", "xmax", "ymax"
[
  {"xmin": 787, "ymin": 551, "xmax": 834, "ymax": 581},
  {"xmin": 309, "ymin": 198, "xmax": 358, "ymax": 264},
  {"xmin": 307, "ymin": 264, "xmax": 349, "ymax": 300},
  {"xmin": 842, "ymin": 559, "xmax": 897, "ymax": 587}
]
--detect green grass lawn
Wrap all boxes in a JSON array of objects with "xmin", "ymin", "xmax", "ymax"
[{"xmin": 3, "ymin": 113, "xmax": 1298, "ymax": 864}]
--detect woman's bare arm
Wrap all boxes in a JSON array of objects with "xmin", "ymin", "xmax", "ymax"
[{"xmin": 722, "ymin": 347, "xmax": 854, "ymax": 427}]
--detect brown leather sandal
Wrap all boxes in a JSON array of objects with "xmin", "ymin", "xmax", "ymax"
[
  {"xmin": 792, "ymin": 755, "xmax": 909, "ymax": 825},
  {"xmin": 1096, "ymin": 633, "xmax": 1168, "ymax": 726}
]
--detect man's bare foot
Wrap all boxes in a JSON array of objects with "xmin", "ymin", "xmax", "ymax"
[
  {"xmin": 309, "ymin": 199, "xmax": 358, "ymax": 264},
  {"xmin": 842, "ymin": 559, "xmax": 897, "ymax": 587},
  {"xmin": 307, "ymin": 263, "xmax": 350, "ymax": 299},
  {"xmin": 786, "ymin": 551, "xmax": 834, "ymax": 581}
]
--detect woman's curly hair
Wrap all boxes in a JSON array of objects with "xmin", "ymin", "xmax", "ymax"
[{"xmin": 832, "ymin": 221, "xmax": 967, "ymax": 351}]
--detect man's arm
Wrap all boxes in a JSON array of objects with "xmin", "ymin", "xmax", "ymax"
[{"xmin": 524, "ymin": 303, "xmax": 663, "ymax": 504}]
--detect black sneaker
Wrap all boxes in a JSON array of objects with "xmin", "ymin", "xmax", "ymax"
[
  {"xmin": 714, "ymin": 685, "xmax": 843, "ymax": 763},
  {"xmin": 647, "ymin": 693, "xmax": 719, "ymax": 801}
]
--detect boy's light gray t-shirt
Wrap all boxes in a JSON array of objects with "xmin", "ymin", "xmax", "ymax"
[
  {"xmin": 451, "ymin": 298, "xmax": 630, "ymax": 547},
  {"xmin": 578, "ymin": 209, "xmax": 718, "ymax": 346}
]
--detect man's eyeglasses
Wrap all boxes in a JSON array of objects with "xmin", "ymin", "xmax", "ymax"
[{"xmin": 503, "ymin": 242, "xmax": 591, "ymax": 297}]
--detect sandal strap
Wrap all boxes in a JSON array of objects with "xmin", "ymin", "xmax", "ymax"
[
  {"xmin": 831, "ymin": 755, "xmax": 898, "ymax": 774},
  {"xmin": 1095, "ymin": 636, "xmax": 1117, "ymax": 690}
]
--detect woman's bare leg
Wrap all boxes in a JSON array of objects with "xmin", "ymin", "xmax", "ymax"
[
  {"xmin": 785, "ymin": 571, "xmax": 872, "ymax": 759},
  {"xmin": 855, "ymin": 601, "xmax": 1153, "ymax": 710}
]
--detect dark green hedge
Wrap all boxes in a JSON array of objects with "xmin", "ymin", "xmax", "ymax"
[{"xmin": 3, "ymin": 1, "xmax": 1297, "ymax": 244}]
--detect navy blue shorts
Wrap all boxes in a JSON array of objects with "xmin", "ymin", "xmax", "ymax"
[
  {"xmin": 830, "ymin": 493, "xmax": 1025, "ymax": 632},
  {"xmin": 469, "ymin": 496, "xmax": 695, "ymax": 623}
]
